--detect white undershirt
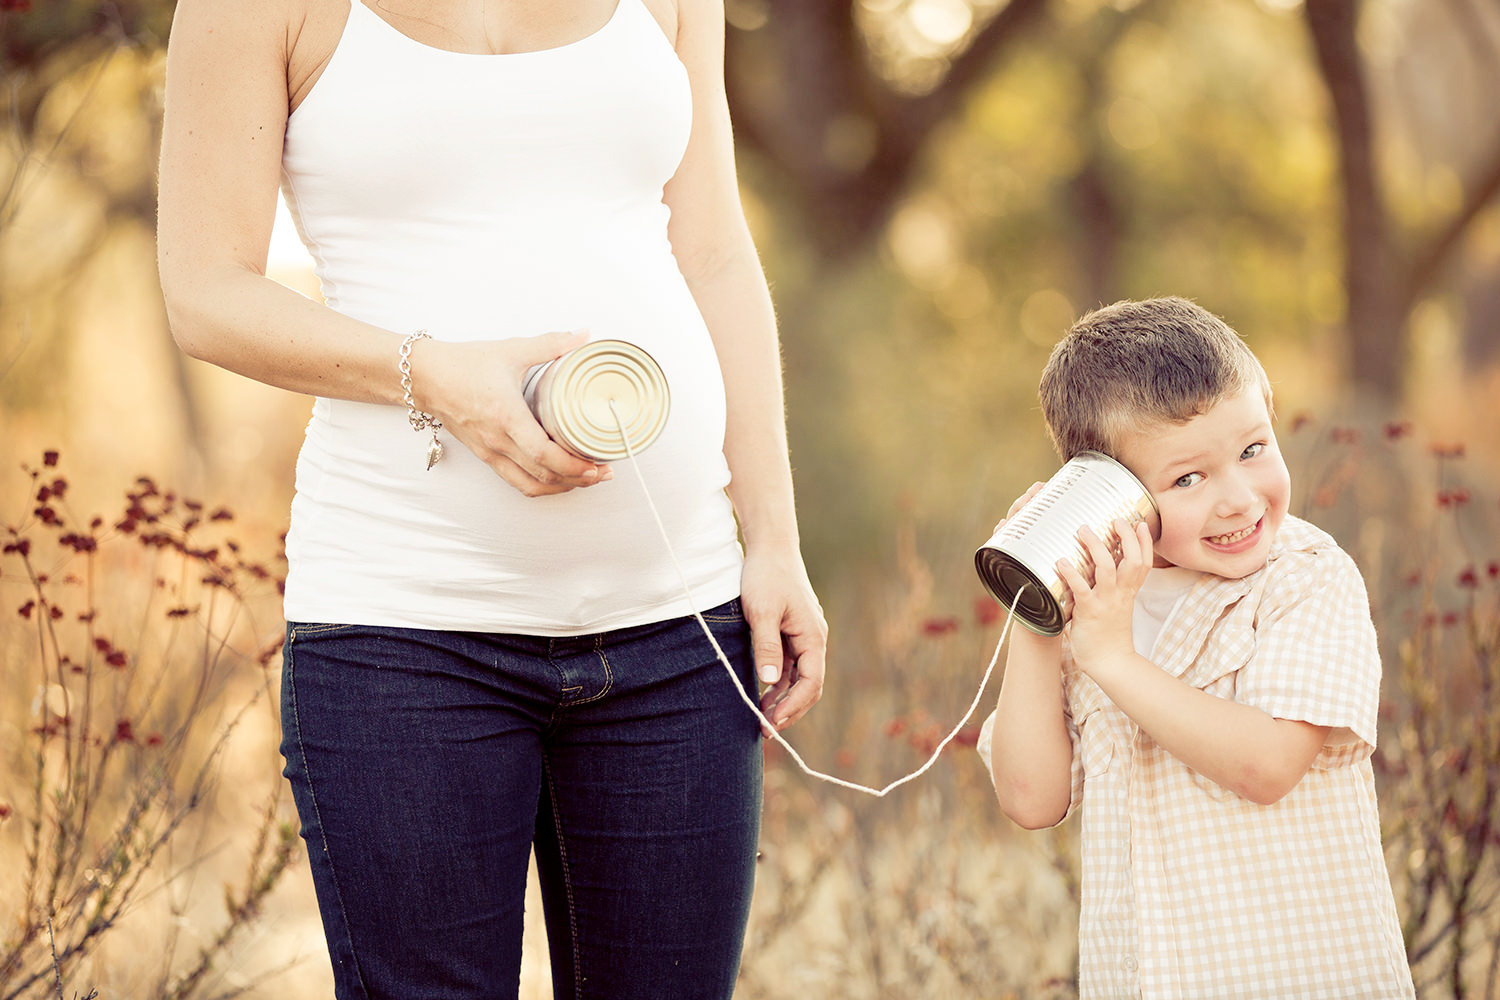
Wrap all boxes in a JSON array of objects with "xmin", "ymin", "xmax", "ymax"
[{"xmin": 1132, "ymin": 566, "xmax": 1204, "ymax": 659}]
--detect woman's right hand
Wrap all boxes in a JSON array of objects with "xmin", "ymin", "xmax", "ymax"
[{"xmin": 410, "ymin": 329, "xmax": 613, "ymax": 497}]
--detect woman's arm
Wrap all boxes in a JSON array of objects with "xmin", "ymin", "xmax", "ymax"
[
  {"xmin": 663, "ymin": 0, "xmax": 825, "ymax": 732},
  {"xmin": 1063, "ymin": 523, "xmax": 1329, "ymax": 805},
  {"xmin": 156, "ymin": 0, "xmax": 604, "ymax": 496}
]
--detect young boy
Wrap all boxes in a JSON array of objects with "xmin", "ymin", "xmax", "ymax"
[{"xmin": 978, "ymin": 297, "xmax": 1415, "ymax": 998}]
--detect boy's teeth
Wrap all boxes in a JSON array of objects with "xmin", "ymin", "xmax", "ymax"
[{"xmin": 1210, "ymin": 524, "xmax": 1255, "ymax": 544}]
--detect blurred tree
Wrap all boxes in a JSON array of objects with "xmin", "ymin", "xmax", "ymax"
[
  {"xmin": 1303, "ymin": 0, "xmax": 1500, "ymax": 399},
  {"xmin": 725, "ymin": 0, "xmax": 1500, "ymax": 400},
  {"xmin": 723, "ymin": 0, "xmax": 1051, "ymax": 260}
]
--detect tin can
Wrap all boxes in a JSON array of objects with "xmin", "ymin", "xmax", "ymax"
[
  {"xmin": 974, "ymin": 451, "xmax": 1160, "ymax": 636},
  {"xmin": 522, "ymin": 339, "xmax": 670, "ymax": 462}
]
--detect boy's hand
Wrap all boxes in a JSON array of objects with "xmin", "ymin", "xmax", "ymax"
[
  {"xmin": 993, "ymin": 481, "xmax": 1047, "ymax": 533},
  {"xmin": 1057, "ymin": 518, "xmax": 1153, "ymax": 672}
]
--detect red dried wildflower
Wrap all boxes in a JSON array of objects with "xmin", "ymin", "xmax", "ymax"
[
  {"xmin": 1441, "ymin": 611, "xmax": 1461, "ymax": 628},
  {"xmin": 1331, "ymin": 427, "xmax": 1359, "ymax": 445},
  {"xmin": 1403, "ymin": 571, "xmax": 1423, "ymax": 589},
  {"xmin": 974, "ymin": 597, "xmax": 1002, "ymax": 626},
  {"xmin": 3, "ymin": 538, "xmax": 30, "ymax": 556},
  {"xmin": 1457, "ymin": 566, "xmax": 1479, "ymax": 589},
  {"xmin": 114, "ymin": 718, "xmax": 135, "ymax": 743},
  {"xmin": 60, "ymin": 532, "xmax": 97, "ymax": 553},
  {"xmin": 921, "ymin": 616, "xmax": 961, "ymax": 637},
  {"xmin": 1383, "ymin": 422, "xmax": 1413, "ymax": 441},
  {"xmin": 18, "ymin": 600, "xmax": 34, "ymax": 620},
  {"xmin": 146, "ymin": 732, "xmax": 164, "ymax": 747},
  {"xmin": 835, "ymin": 748, "xmax": 855, "ymax": 768},
  {"xmin": 1437, "ymin": 488, "xmax": 1471, "ymax": 509},
  {"xmin": 210, "ymin": 507, "xmax": 234, "ymax": 522},
  {"xmin": 106, "ymin": 651, "xmax": 127, "ymax": 668},
  {"xmin": 257, "ymin": 635, "xmax": 285, "ymax": 666},
  {"xmin": 0, "ymin": 803, "xmax": 12, "ymax": 821},
  {"xmin": 1488, "ymin": 561, "xmax": 1499, "ymax": 581},
  {"xmin": 1430, "ymin": 443, "xmax": 1466, "ymax": 459},
  {"xmin": 1288, "ymin": 412, "xmax": 1312, "ymax": 433},
  {"xmin": 884, "ymin": 717, "xmax": 908, "ymax": 738},
  {"xmin": 166, "ymin": 606, "xmax": 194, "ymax": 619},
  {"xmin": 48, "ymin": 605, "xmax": 62, "ymax": 620},
  {"xmin": 42, "ymin": 449, "xmax": 58, "ymax": 466}
]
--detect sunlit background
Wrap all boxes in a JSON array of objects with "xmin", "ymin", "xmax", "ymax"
[{"xmin": 4, "ymin": 0, "xmax": 1500, "ymax": 997}]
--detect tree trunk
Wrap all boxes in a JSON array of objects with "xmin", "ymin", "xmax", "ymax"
[{"xmin": 1304, "ymin": 0, "xmax": 1404, "ymax": 399}]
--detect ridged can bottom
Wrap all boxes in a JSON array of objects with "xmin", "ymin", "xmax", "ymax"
[{"xmin": 522, "ymin": 340, "xmax": 670, "ymax": 462}]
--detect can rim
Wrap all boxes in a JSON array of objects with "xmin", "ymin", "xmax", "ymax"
[
  {"xmin": 974, "ymin": 547, "xmax": 1067, "ymax": 636},
  {"xmin": 545, "ymin": 340, "xmax": 670, "ymax": 462},
  {"xmin": 1075, "ymin": 449, "xmax": 1161, "ymax": 529}
]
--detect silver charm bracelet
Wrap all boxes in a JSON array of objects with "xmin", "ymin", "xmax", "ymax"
[{"xmin": 399, "ymin": 330, "xmax": 444, "ymax": 470}]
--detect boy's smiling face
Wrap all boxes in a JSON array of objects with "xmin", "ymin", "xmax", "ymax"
[{"xmin": 1114, "ymin": 386, "xmax": 1290, "ymax": 580}]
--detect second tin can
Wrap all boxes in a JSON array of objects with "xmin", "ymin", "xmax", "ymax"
[
  {"xmin": 974, "ymin": 451, "xmax": 1160, "ymax": 636},
  {"xmin": 522, "ymin": 339, "xmax": 671, "ymax": 462}
]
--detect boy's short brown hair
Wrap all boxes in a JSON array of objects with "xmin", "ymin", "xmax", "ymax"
[{"xmin": 1039, "ymin": 297, "xmax": 1273, "ymax": 460}]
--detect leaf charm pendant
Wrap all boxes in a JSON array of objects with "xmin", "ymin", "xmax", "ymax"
[{"xmin": 425, "ymin": 434, "xmax": 444, "ymax": 471}]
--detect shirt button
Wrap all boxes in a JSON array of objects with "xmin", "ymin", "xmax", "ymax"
[{"xmin": 1123, "ymin": 956, "xmax": 1138, "ymax": 973}]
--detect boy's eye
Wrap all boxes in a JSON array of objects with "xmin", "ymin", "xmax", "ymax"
[
  {"xmin": 1174, "ymin": 471, "xmax": 1204, "ymax": 489},
  {"xmin": 1241, "ymin": 442, "xmax": 1265, "ymax": 460}
]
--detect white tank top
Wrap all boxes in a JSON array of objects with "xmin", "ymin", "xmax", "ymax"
[{"xmin": 279, "ymin": 0, "xmax": 744, "ymax": 634}]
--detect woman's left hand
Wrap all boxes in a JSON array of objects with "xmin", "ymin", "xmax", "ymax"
[{"xmin": 740, "ymin": 545, "xmax": 827, "ymax": 737}]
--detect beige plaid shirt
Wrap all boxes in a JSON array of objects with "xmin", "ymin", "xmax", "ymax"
[{"xmin": 979, "ymin": 516, "xmax": 1415, "ymax": 998}]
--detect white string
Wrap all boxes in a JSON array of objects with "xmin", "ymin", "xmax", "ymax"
[{"xmin": 609, "ymin": 400, "xmax": 1025, "ymax": 798}]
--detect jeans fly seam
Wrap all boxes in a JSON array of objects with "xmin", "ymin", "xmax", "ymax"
[
  {"xmin": 542, "ymin": 756, "xmax": 585, "ymax": 999},
  {"xmin": 285, "ymin": 628, "xmax": 372, "ymax": 999},
  {"xmin": 566, "ymin": 634, "xmax": 613, "ymax": 707}
]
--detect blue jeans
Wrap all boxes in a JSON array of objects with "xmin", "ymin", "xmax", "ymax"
[{"xmin": 279, "ymin": 600, "xmax": 762, "ymax": 1000}]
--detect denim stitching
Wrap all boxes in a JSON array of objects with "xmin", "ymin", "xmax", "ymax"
[
  {"xmin": 542, "ymin": 757, "xmax": 584, "ymax": 1000},
  {"xmin": 285, "ymin": 625, "xmax": 372, "ymax": 998},
  {"xmin": 567, "ymin": 634, "xmax": 613, "ymax": 707},
  {"xmin": 546, "ymin": 638, "xmax": 585, "ymax": 700},
  {"xmin": 698, "ymin": 598, "xmax": 743, "ymax": 625}
]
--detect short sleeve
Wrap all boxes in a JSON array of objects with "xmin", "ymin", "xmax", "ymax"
[
  {"xmin": 975, "ymin": 708, "xmax": 997, "ymax": 774},
  {"xmin": 1060, "ymin": 662, "xmax": 1087, "ymax": 822},
  {"xmin": 1235, "ymin": 544, "xmax": 1381, "ymax": 752}
]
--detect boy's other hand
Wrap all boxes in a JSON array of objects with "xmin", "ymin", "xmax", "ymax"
[
  {"xmin": 993, "ymin": 481, "xmax": 1047, "ymax": 533},
  {"xmin": 1058, "ymin": 518, "xmax": 1153, "ymax": 672}
]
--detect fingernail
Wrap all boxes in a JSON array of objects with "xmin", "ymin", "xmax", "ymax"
[{"xmin": 758, "ymin": 663, "xmax": 779, "ymax": 684}]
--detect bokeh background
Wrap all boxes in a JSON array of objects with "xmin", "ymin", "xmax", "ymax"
[{"xmin": 3, "ymin": 0, "xmax": 1500, "ymax": 997}]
